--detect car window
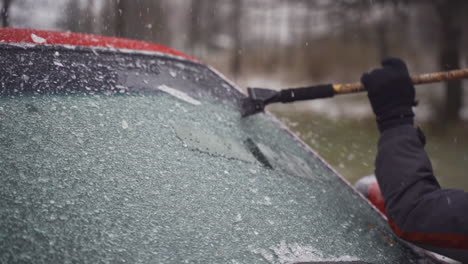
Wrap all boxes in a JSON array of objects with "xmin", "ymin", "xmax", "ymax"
[{"xmin": 0, "ymin": 44, "xmax": 437, "ymax": 263}]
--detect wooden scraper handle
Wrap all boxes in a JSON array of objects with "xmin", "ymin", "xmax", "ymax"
[{"xmin": 332, "ymin": 69, "xmax": 468, "ymax": 94}]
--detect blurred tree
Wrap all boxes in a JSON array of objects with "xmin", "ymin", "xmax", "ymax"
[
  {"xmin": 329, "ymin": 0, "xmax": 466, "ymax": 122},
  {"xmin": 435, "ymin": 0, "xmax": 465, "ymax": 122},
  {"xmin": 98, "ymin": 0, "xmax": 118, "ymax": 36},
  {"xmin": 132, "ymin": 0, "xmax": 170, "ymax": 44},
  {"xmin": 266, "ymin": 0, "xmax": 281, "ymax": 73},
  {"xmin": 115, "ymin": 0, "xmax": 124, "ymax": 37},
  {"xmin": 230, "ymin": 0, "xmax": 243, "ymax": 80},
  {"xmin": 100, "ymin": 0, "xmax": 171, "ymax": 45},
  {"xmin": 326, "ymin": 0, "xmax": 410, "ymax": 60},
  {"xmin": 188, "ymin": 0, "xmax": 206, "ymax": 56},
  {"xmin": 62, "ymin": 0, "xmax": 98, "ymax": 34},
  {"xmin": 62, "ymin": 0, "xmax": 82, "ymax": 32},
  {"xmin": 203, "ymin": 1, "xmax": 223, "ymax": 51},
  {"xmin": 82, "ymin": 0, "xmax": 97, "ymax": 34},
  {"xmin": 1, "ymin": 0, "xmax": 12, "ymax": 27},
  {"xmin": 188, "ymin": 0, "xmax": 201, "ymax": 48},
  {"xmin": 375, "ymin": 15, "xmax": 389, "ymax": 60}
]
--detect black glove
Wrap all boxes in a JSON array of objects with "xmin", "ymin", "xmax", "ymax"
[{"xmin": 361, "ymin": 58, "xmax": 417, "ymax": 132}]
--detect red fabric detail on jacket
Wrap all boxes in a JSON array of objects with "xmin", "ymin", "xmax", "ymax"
[
  {"xmin": 366, "ymin": 182, "xmax": 468, "ymax": 250},
  {"xmin": 0, "ymin": 28, "xmax": 195, "ymax": 61},
  {"xmin": 389, "ymin": 220, "xmax": 468, "ymax": 250},
  {"xmin": 368, "ymin": 181, "xmax": 388, "ymax": 216}
]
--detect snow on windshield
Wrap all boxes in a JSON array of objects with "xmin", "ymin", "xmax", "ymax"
[
  {"xmin": 0, "ymin": 45, "xmax": 431, "ymax": 263},
  {"xmin": 1, "ymin": 93, "xmax": 420, "ymax": 263},
  {"xmin": 31, "ymin": 33, "xmax": 47, "ymax": 44},
  {"xmin": 157, "ymin": 84, "xmax": 201, "ymax": 105},
  {"xmin": 251, "ymin": 241, "xmax": 360, "ymax": 264},
  {"xmin": 174, "ymin": 122, "xmax": 256, "ymax": 163}
]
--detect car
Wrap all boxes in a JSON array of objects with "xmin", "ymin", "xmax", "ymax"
[{"xmin": 0, "ymin": 28, "xmax": 445, "ymax": 263}]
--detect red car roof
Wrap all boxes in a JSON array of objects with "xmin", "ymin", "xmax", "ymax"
[{"xmin": 0, "ymin": 28, "xmax": 196, "ymax": 61}]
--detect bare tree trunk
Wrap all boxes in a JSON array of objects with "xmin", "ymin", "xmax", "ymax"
[
  {"xmin": 437, "ymin": 0, "xmax": 463, "ymax": 122},
  {"xmin": 109, "ymin": 0, "xmax": 169, "ymax": 43},
  {"xmin": 204, "ymin": 1, "xmax": 220, "ymax": 50},
  {"xmin": 115, "ymin": 0, "xmax": 125, "ymax": 37},
  {"xmin": 231, "ymin": 0, "xmax": 243, "ymax": 80},
  {"xmin": 376, "ymin": 20, "xmax": 389, "ymax": 60},
  {"xmin": 265, "ymin": 0, "xmax": 279, "ymax": 73},
  {"xmin": 1, "ymin": 0, "xmax": 12, "ymax": 27},
  {"xmin": 98, "ymin": 0, "xmax": 115, "ymax": 36},
  {"xmin": 188, "ymin": 0, "xmax": 203, "ymax": 56},
  {"xmin": 62, "ymin": 0, "xmax": 81, "ymax": 32},
  {"xmin": 82, "ymin": 0, "xmax": 96, "ymax": 34}
]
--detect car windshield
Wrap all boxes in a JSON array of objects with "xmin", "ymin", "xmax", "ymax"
[{"xmin": 0, "ymin": 44, "xmax": 436, "ymax": 263}]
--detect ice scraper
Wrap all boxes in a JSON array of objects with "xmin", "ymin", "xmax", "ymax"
[{"xmin": 240, "ymin": 68, "xmax": 468, "ymax": 117}]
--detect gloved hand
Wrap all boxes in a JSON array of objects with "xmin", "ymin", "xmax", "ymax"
[{"xmin": 361, "ymin": 58, "xmax": 417, "ymax": 132}]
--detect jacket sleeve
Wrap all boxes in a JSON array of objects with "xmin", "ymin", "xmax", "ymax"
[{"xmin": 376, "ymin": 125, "xmax": 468, "ymax": 262}]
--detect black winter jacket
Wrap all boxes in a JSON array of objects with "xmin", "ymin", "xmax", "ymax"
[{"xmin": 376, "ymin": 125, "xmax": 468, "ymax": 262}]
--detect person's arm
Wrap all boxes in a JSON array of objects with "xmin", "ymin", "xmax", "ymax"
[
  {"xmin": 362, "ymin": 58, "xmax": 468, "ymax": 262},
  {"xmin": 377, "ymin": 125, "xmax": 468, "ymax": 261}
]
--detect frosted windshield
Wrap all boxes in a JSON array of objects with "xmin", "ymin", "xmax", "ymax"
[{"xmin": 0, "ymin": 44, "xmax": 437, "ymax": 263}]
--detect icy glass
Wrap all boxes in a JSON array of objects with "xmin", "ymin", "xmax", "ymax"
[{"xmin": 0, "ymin": 44, "xmax": 436, "ymax": 264}]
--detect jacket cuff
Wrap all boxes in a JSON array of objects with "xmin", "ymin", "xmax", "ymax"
[
  {"xmin": 379, "ymin": 125, "xmax": 426, "ymax": 147},
  {"xmin": 377, "ymin": 117, "xmax": 414, "ymax": 132},
  {"xmin": 377, "ymin": 107, "xmax": 414, "ymax": 132}
]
